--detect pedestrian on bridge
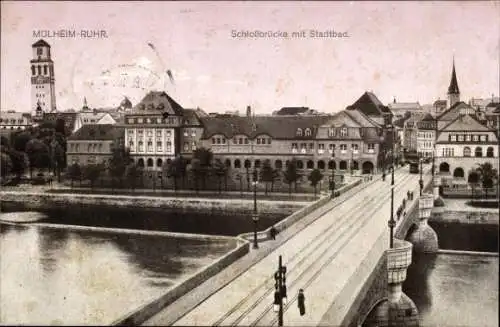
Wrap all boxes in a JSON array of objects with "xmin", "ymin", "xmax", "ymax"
[
  {"xmin": 270, "ymin": 226, "xmax": 277, "ymax": 240},
  {"xmin": 298, "ymin": 289, "xmax": 306, "ymax": 316}
]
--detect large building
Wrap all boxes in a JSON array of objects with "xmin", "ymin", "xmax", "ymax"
[
  {"xmin": 31, "ymin": 39, "xmax": 56, "ymax": 114},
  {"xmin": 66, "ymin": 124, "xmax": 124, "ymax": 166},
  {"xmin": 0, "ymin": 111, "xmax": 32, "ymax": 131},
  {"xmin": 416, "ymin": 113, "xmax": 436, "ymax": 158}
]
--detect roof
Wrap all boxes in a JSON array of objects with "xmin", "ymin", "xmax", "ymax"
[
  {"xmin": 387, "ymin": 102, "xmax": 421, "ymax": 111},
  {"xmin": 275, "ymin": 107, "xmax": 310, "ymax": 115},
  {"xmin": 436, "ymin": 101, "xmax": 476, "ymax": 121},
  {"xmin": 68, "ymin": 124, "xmax": 124, "ymax": 141},
  {"xmin": 448, "ymin": 61, "xmax": 460, "ymax": 94},
  {"xmin": 433, "ymin": 99, "xmax": 447, "ymax": 106},
  {"xmin": 346, "ymin": 92, "xmax": 391, "ymax": 116},
  {"xmin": 343, "ymin": 109, "xmax": 382, "ymax": 128},
  {"xmin": 200, "ymin": 115, "xmax": 332, "ymax": 139},
  {"xmin": 420, "ymin": 113, "xmax": 435, "ymax": 122},
  {"xmin": 182, "ymin": 109, "xmax": 204, "ymax": 126},
  {"xmin": 0, "ymin": 111, "xmax": 32, "ymax": 122},
  {"xmin": 79, "ymin": 112, "xmax": 108, "ymax": 122},
  {"xmin": 130, "ymin": 91, "xmax": 184, "ymax": 116},
  {"xmin": 493, "ymin": 104, "xmax": 500, "ymax": 114},
  {"xmin": 32, "ymin": 39, "xmax": 50, "ymax": 48},
  {"xmin": 440, "ymin": 114, "xmax": 492, "ymax": 132},
  {"xmin": 43, "ymin": 112, "xmax": 78, "ymax": 132}
]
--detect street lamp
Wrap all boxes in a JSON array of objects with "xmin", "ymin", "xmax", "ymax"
[
  {"xmin": 387, "ymin": 125, "xmax": 396, "ymax": 248},
  {"xmin": 492, "ymin": 105, "xmax": 500, "ymax": 219},
  {"xmin": 252, "ymin": 169, "xmax": 259, "ymax": 249},
  {"xmin": 273, "ymin": 255, "xmax": 288, "ymax": 326},
  {"xmin": 330, "ymin": 149, "xmax": 336, "ymax": 198},
  {"xmin": 419, "ymin": 155, "xmax": 424, "ymax": 196},
  {"xmin": 350, "ymin": 146, "xmax": 354, "ymax": 176},
  {"xmin": 380, "ymin": 134, "xmax": 386, "ymax": 181}
]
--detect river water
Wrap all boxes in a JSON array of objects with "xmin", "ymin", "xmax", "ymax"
[
  {"xmin": 403, "ymin": 216, "xmax": 498, "ymax": 327},
  {"xmin": 0, "ymin": 216, "xmax": 237, "ymax": 325}
]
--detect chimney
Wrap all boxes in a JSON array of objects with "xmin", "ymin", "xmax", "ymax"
[{"xmin": 246, "ymin": 105, "xmax": 251, "ymax": 117}]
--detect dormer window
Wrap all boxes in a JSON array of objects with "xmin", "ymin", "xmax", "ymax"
[
  {"xmin": 305, "ymin": 128, "xmax": 312, "ymax": 137},
  {"xmin": 328, "ymin": 128, "xmax": 335, "ymax": 137},
  {"xmin": 296, "ymin": 128, "xmax": 303, "ymax": 136},
  {"xmin": 340, "ymin": 128, "xmax": 348, "ymax": 137}
]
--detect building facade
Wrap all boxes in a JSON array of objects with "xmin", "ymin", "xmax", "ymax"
[
  {"xmin": 66, "ymin": 124, "xmax": 124, "ymax": 166},
  {"xmin": 31, "ymin": 39, "xmax": 56, "ymax": 114},
  {"xmin": 0, "ymin": 111, "xmax": 32, "ymax": 130},
  {"xmin": 416, "ymin": 113, "xmax": 436, "ymax": 158}
]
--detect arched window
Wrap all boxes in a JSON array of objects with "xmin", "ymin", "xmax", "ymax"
[
  {"xmin": 305, "ymin": 128, "xmax": 311, "ymax": 137},
  {"xmin": 307, "ymin": 160, "xmax": 314, "ymax": 169},
  {"xmin": 244, "ymin": 159, "xmax": 251, "ymax": 169},
  {"xmin": 296, "ymin": 160, "xmax": 304, "ymax": 169},
  {"xmin": 254, "ymin": 160, "xmax": 261, "ymax": 168},
  {"xmin": 318, "ymin": 160, "xmax": 325, "ymax": 170},
  {"xmin": 225, "ymin": 159, "xmax": 231, "ymax": 167},
  {"xmin": 296, "ymin": 128, "xmax": 303, "ymax": 136},
  {"xmin": 147, "ymin": 158, "xmax": 154, "ymax": 167},
  {"xmin": 486, "ymin": 147, "xmax": 494, "ymax": 157},
  {"xmin": 43, "ymin": 65, "xmax": 48, "ymax": 75},
  {"xmin": 285, "ymin": 160, "xmax": 290, "ymax": 168},
  {"xmin": 31, "ymin": 65, "xmax": 35, "ymax": 75},
  {"xmin": 453, "ymin": 167, "xmax": 464, "ymax": 178},
  {"xmin": 474, "ymin": 147, "xmax": 482, "ymax": 157},
  {"xmin": 339, "ymin": 160, "xmax": 348, "ymax": 170},
  {"xmin": 157, "ymin": 158, "xmax": 163, "ymax": 167},
  {"xmin": 439, "ymin": 162, "xmax": 450, "ymax": 173},
  {"xmin": 463, "ymin": 147, "xmax": 471, "ymax": 157},
  {"xmin": 275, "ymin": 160, "xmax": 283, "ymax": 169},
  {"xmin": 328, "ymin": 160, "xmax": 335, "ymax": 170},
  {"xmin": 37, "ymin": 66, "xmax": 41, "ymax": 75},
  {"xmin": 234, "ymin": 159, "xmax": 241, "ymax": 168},
  {"xmin": 166, "ymin": 159, "xmax": 172, "ymax": 165},
  {"xmin": 137, "ymin": 158, "xmax": 145, "ymax": 167}
]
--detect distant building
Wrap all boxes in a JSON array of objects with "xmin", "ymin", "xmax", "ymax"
[
  {"xmin": 272, "ymin": 107, "xmax": 321, "ymax": 116},
  {"xmin": 447, "ymin": 59, "xmax": 460, "ymax": 109},
  {"xmin": 43, "ymin": 112, "xmax": 80, "ymax": 135},
  {"xmin": 66, "ymin": 124, "xmax": 124, "ymax": 166},
  {"xmin": 387, "ymin": 100, "xmax": 423, "ymax": 120},
  {"xmin": 416, "ymin": 113, "xmax": 436, "ymax": 158},
  {"xmin": 0, "ymin": 111, "xmax": 32, "ymax": 131},
  {"xmin": 31, "ymin": 39, "xmax": 56, "ymax": 114}
]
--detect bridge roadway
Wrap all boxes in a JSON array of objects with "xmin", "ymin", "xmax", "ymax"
[{"xmin": 151, "ymin": 167, "xmax": 431, "ymax": 326}]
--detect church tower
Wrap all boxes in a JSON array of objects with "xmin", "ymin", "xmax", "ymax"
[
  {"xmin": 447, "ymin": 58, "xmax": 460, "ymax": 108},
  {"xmin": 31, "ymin": 39, "xmax": 57, "ymax": 114}
]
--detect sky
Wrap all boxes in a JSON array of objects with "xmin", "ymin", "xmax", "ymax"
[{"xmin": 1, "ymin": 1, "xmax": 499, "ymax": 114}]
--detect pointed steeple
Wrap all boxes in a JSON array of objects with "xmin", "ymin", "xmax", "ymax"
[
  {"xmin": 82, "ymin": 97, "xmax": 89, "ymax": 111},
  {"xmin": 447, "ymin": 57, "xmax": 460, "ymax": 95}
]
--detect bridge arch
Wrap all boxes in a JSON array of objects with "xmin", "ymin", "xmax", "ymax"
[{"xmin": 362, "ymin": 161, "xmax": 374, "ymax": 174}]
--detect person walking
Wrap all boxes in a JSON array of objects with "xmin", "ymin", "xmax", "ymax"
[
  {"xmin": 298, "ymin": 289, "xmax": 306, "ymax": 316},
  {"xmin": 270, "ymin": 226, "xmax": 277, "ymax": 240}
]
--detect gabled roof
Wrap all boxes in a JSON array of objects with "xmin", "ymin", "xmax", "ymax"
[
  {"xmin": 420, "ymin": 113, "xmax": 435, "ymax": 122},
  {"xmin": 346, "ymin": 92, "xmax": 391, "ymax": 116},
  {"xmin": 182, "ymin": 109, "xmax": 203, "ymax": 126},
  {"xmin": 436, "ymin": 101, "xmax": 476, "ymax": 121},
  {"xmin": 130, "ymin": 91, "xmax": 184, "ymax": 116},
  {"xmin": 68, "ymin": 124, "xmax": 124, "ymax": 141},
  {"xmin": 200, "ymin": 115, "xmax": 332, "ymax": 139},
  {"xmin": 32, "ymin": 39, "xmax": 50, "ymax": 48},
  {"xmin": 433, "ymin": 99, "xmax": 447, "ymax": 106},
  {"xmin": 343, "ymin": 109, "xmax": 382, "ymax": 128},
  {"xmin": 440, "ymin": 114, "xmax": 491, "ymax": 132}
]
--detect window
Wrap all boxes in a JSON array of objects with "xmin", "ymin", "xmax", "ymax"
[
  {"xmin": 465, "ymin": 134, "xmax": 471, "ymax": 142},
  {"xmin": 98, "ymin": 144, "xmax": 102, "ymax": 152},
  {"xmin": 292, "ymin": 143, "xmax": 298, "ymax": 151},
  {"xmin": 138, "ymin": 141, "xmax": 144, "ymax": 152},
  {"xmin": 318, "ymin": 144, "xmax": 325, "ymax": 150},
  {"xmin": 442, "ymin": 148, "xmax": 454, "ymax": 157},
  {"xmin": 156, "ymin": 130, "xmax": 162, "ymax": 138},
  {"xmin": 43, "ymin": 65, "xmax": 47, "ymax": 75},
  {"xmin": 167, "ymin": 131, "xmax": 172, "ymax": 137},
  {"xmin": 367, "ymin": 144, "xmax": 375, "ymax": 152},
  {"xmin": 157, "ymin": 141, "xmax": 162, "ymax": 151},
  {"xmin": 450, "ymin": 135, "xmax": 457, "ymax": 142},
  {"xmin": 352, "ymin": 144, "xmax": 359, "ymax": 152},
  {"xmin": 183, "ymin": 142, "xmax": 189, "ymax": 151},
  {"xmin": 309, "ymin": 143, "xmax": 314, "ymax": 150},
  {"xmin": 37, "ymin": 66, "xmax": 41, "ymax": 75},
  {"xmin": 37, "ymin": 48, "xmax": 42, "ymax": 56},
  {"xmin": 191, "ymin": 142, "xmax": 196, "ymax": 151},
  {"xmin": 296, "ymin": 128, "xmax": 303, "ymax": 136},
  {"xmin": 328, "ymin": 128, "xmax": 336, "ymax": 137},
  {"xmin": 233, "ymin": 137, "xmax": 237, "ymax": 144},
  {"xmin": 138, "ymin": 118, "xmax": 143, "ymax": 123},
  {"xmin": 475, "ymin": 147, "xmax": 482, "ymax": 157},
  {"xmin": 166, "ymin": 141, "xmax": 172, "ymax": 152},
  {"xmin": 184, "ymin": 130, "xmax": 188, "ymax": 136},
  {"xmin": 88, "ymin": 144, "xmax": 92, "ymax": 152},
  {"xmin": 191, "ymin": 129, "xmax": 196, "ymax": 136},
  {"xmin": 31, "ymin": 65, "xmax": 35, "ymax": 75},
  {"xmin": 212, "ymin": 138, "xmax": 216, "ymax": 144},
  {"xmin": 329, "ymin": 143, "xmax": 335, "ymax": 151},
  {"xmin": 129, "ymin": 140, "xmax": 134, "ymax": 148},
  {"xmin": 138, "ymin": 130, "xmax": 144, "ymax": 136},
  {"xmin": 147, "ymin": 130, "xmax": 153, "ymax": 137},
  {"xmin": 463, "ymin": 147, "xmax": 471, "ymax": 157},
  {"xmin": 75, "ymin": 144, "xmax": 80, "ymax": 152},
  {"xmin": 340, "ymin": 128, "xmax": 347, "ymax": 137},
  {"xmin": 147, "ymin": 141, "xmax": 153, "ymax": 152},
  {"xmin": 305, "ymin": 128, "xmax": 311, "ymax": 136},
  {"xmin": 238, "ymin": 138, "xmax": 243, "ymax": 145},
  {"xmin": 340, "ymin": 144, "xmax": 347, "ymax": 153},
  {"xmin": 157, "ymin": 118, "xmax": 162, "ymax": 124},
  {"xmin": 244, "ymin": 138, "xmax": 249, "ymax": 144},
  {"xmin": 480, "ymin": 135, "xmax": 487, "ymax": 142},
  {"xmin": 486, "ymin": 147, "xmax": 494, "ymax": 157},
  {"xmin": 458, "ymin": 135, "xmax": 464, "ymax": 142},
  {"xmin": 257, "ymin": 138, "xmax": 261, "ymax": 145},
  {"xmin": 473, "ymin": 135, "xmax": 479, "ymax": 142}
]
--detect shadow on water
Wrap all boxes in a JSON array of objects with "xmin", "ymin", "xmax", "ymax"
[{"xmin": 429, "ymin": 221, "xmax": 498, "ymax": 252}]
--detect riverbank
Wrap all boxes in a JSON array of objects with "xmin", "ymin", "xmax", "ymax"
[
  {"xmin": 0, "ymin": 190, "xmax": 307, "ymax": 216},
  {"xmin": 430, "ymin": 199, "xmax": 499, "ymax": 225}
]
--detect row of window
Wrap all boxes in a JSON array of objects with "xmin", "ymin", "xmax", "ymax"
[
  {"xmin": 35, "ymin": 93, "xmax": 46, "ymax": 98},
  {"xmin": 224, "ymin": 158, "xmax": 370, "ymax": 171},
  {"xmin": 69, "ymin": 143, "xmax": 111, "ymax": 153},
  {"xmin": 417, "ymin": 132, "xmax": 434, "ymax": 139},
  {"xmin": 448, "ymin": 134, "xmax": 489, "ymax": 142},
  {"xmin": 129, "ymin": 129, "xmax": 173, "ymax": 138},
  {"xmin": 129, "ymin": 140, "xmax": 173, "ymax": 153},
  {"xmin": 441, "ymin": 146, "xmax": 495, "ymax": 157},
  {"xmin": 127, "ymin": 117, "xmax": 177, "ymax": 125},
  {"xmin": 0, "ymin": 119, "xmax": 27, "ymax": 124},
  {"xmin": 292, "ymin": 143, "xmax": 373, "ymax": 151},
  {"xmin": 212, "ymin": 136, "xmax": 272, "ymax": 145},
  {"xmin": 418, "ymin": 141, "xmax": 433, "ymax": 149},
  {"xmin": 296, "ymin": 127, "xmax": 365, "ymax": 138},
  {"xmin": 31, "ymin": 65, "xmax": 52, "ymax": 76}
]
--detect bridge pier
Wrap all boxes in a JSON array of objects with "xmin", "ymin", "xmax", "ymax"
[
  {"xmin": 363, "ymin": 239, "xmax": 419, "ymax": 327},
  {"xmin": 433, "ymin": 176, "xmax": 444, "ymax": 206},
  {"xmin": 407, "ymin": 193, "xmax": 439, "ymax": 253}
]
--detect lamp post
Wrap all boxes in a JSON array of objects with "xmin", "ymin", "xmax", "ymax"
[
  {"xmin": 387, "ymin": 125, "xmax": 396, "ymax": 248},
  {"xmin": 252, "ymin": 169, "xmax": 259, "ymax": 249},
  {"xmin": 380, "ymin": 135, "xmax": 386, "ymax": 181},
  {"xmin": 273, "ymin": 255, "xmax": 288, "ymax": 326},
  {"xmin": 330, "ymin": 150, "xmax": 336, "ymax": 198},
  {"xmin": 350, "ymin": 147, "xmax": 354, "ymax": 176},
  {"xmin": 419, "ymin": 156, "xmax": 424, "ymax": 196},
  {"xmin": 493, "ymin": 106, "xmax": 500, "ymax": 219}
]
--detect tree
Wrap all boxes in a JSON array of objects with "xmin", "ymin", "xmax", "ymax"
[
  {"xmin": 477, "ymin": 163, "xmax": 498, "ymax": 199},
  {"xmin": 109, "ymin": 146, "xmax": 132, "ymax": 189},
  {"xmin": 50, "ymin": 138, "xmax": 65, "ymax": 182},
  {"xmin": 283, "ymin": 159, "xmax": 300, "ymax": 196},
  {"xmin": 308, "ymin": 169, "xmax": 324, "ymax": 198},
  {"xmin": 467, "ymin": 170, "xmax": 480, "ymax": 199},
  {"xmin": 165, "ymin": 156, "xmax": 188, "ymax": 192},
  {"xmin": 192, "ymin": 147, "xmax": 213, "ymax": 190},
  {"xmin": 1, "ymin": 152, "xmax": 12, "ymax": 178},
  {"xmin": 84, "ymin": 164, "xmax": 104, "ymax": 190},
  {"xmin": 8, "ymin": 150, "xmax": 27, "ymax": 180},
  {"xmin": 235, "ymin": 172, "xmax": 243, "ymax": 195},
  {"xmin": 125, "ymin": 163, "xmax": 141, "ymax": 191},
  {"xmin": 190, "ymin": 158, "xmax": 202, "ymax": 193},
  {"xmin": 212, "ymin": 159, "xmax": 227, "ymax": 194},
  {"xmin": 67, "ymin": 162, "xmax": 82, "ymax": 188},
  {"xmin": 25, "ymin": 139, "xmax": 50, "ymax": 178},
  {"xmin": 260, "ymin": 159, "xmax": 277, "ymax": 195},
  {"xmin": 11, "ymin": 131, "xmax": 33, "ymax": 152}
]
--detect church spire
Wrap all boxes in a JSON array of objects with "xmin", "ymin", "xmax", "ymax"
[{"xmin": 447, "ymin": 57, "xmax": 460, "ymax": 95}]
